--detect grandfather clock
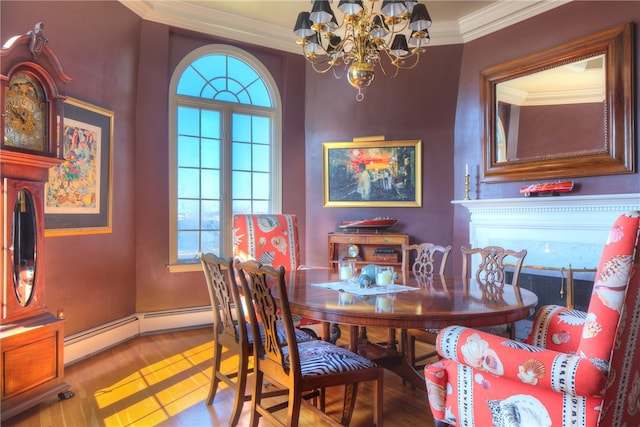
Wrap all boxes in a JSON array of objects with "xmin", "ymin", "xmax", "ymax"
[{"xmin": 1, "ymin": 23, "xmax": 73, "ymax": 421}]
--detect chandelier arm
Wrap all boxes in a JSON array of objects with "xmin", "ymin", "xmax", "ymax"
[{"xmin": 295, "ymin": 0, "xmax": 430, "ymax": 99}]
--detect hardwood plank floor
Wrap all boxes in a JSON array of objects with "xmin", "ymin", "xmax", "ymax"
[{"xmin": 3, "ymin": 327, "xmax": 437, "ymax": 427}]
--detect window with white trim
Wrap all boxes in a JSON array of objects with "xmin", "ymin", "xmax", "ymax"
[{"xmin": 168, "ymin": 45, "xmax": 282, "ymax": 270}]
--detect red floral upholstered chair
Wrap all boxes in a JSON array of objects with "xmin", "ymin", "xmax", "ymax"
[
  {"xmin": 233, "ymin": 214, "xmax": 326, "ymax": 338},
  {"xmin": 233, "ymin": 214, "xmax": 301, "ymax": 270},
  {"xmin": 425, "ymin": 211, "xmax": 640, "ymax": 427}
]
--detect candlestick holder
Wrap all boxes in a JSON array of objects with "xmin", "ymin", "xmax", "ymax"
[{"xmin": 464, "ymin": 174, "xmax": 470, "ymax": 200}]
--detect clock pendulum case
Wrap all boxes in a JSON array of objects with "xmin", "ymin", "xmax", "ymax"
[{"xmin": 1, "ymin": 22, "xmax": 74, "ymax": 421}]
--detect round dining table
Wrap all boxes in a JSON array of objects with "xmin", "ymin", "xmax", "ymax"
[{"xmin": 275, "ymin": 268, "xmax": 538, "ymax": 390}]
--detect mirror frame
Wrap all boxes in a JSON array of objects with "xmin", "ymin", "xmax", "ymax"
[{"xmin": 481, "ymin": 22, "xmax": 634, "ymax": 183}]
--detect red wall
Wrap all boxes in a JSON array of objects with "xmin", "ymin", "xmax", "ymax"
[
  {"xmin": 133, "ymin": 24, "xmax": 308, "ymax": 312},
  {"xmin": 1, "ymin": 1, "xmax": 140, "ymax": 334},
  {"xmin": 1, "ymin": 1, "xmax": 637, "ymax": 335},
  {"xmin": 451, "ymin": 1, "xmax": 640, "ymax": 273},
  {"xmin": 302, "ymin": 43, "xmax": 461, "ymax": 267},
  {"xmin": 1, "ymin": 1, "xmax": 308, "ymax": 332}
]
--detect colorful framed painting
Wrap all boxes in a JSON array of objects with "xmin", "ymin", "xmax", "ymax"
[
  {"xmin": 323, "ymin": 139, "xmax": 422, "ymax": 207},
  {"xmin": 44, "ymin": 98, "xmax": 113, "ymax": 236}
]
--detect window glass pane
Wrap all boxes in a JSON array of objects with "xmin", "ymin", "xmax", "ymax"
[
  {"xmin": 178, "ymin": 168, "xmax": 200, "ymax": 199},
  {"xmin": 192, "ymin": 55, "xmax": 226, "ymax": 82},
  {"xmin": 178, "ymin": 136, "xmax": 199, "ymax": 168},
  {"xmin": 201, "ymin": 169, "xmax": 220, "ymax": 200},
  {"xmin": 177, "ymin": 107, "xmax": 199, "ymax": 136},
  {"xmin": 252, "ymin": 144, "xmax": 270, "ymax": 173},
  {"xmin": 232, "ymin": 142, "xmax": 251, "ymax": 171},
  {"xmin": 226, "ymin": 80, "xmax": 244, "ymax": 95},
  {"xmin": 201, "ymin": 110, "xmax": 220, "ymax": 139},
  {"xmin": 232, "ymin": 200, "xmax": 251, "ymax": 215},
  {"xmin": 201, "ymin": 231, "xmax": 220, "ymax": 255},
  {"xmin": 232, "ymin": 114, "xmax": 251, "ymax": 142},
  {"xmin": 211, "ymin": 77, "xmax": 227, "ymax": 93},
  {"xmin": 252, "ymin": 116, "xmax": 270, "ymax": 144},
  {"xmin": 246, "ymin": 80, "xmax": 271, "ymax": 107},
  {"xmin": 252, "ymin": 201, "xmax": 269, "ymax": 214},
  {"xmin": 201, "ymin": 138, "xmax": 219, "ymax": 169},
  {"xmin": 253, "ymin": 172, "xmax": 270, "ymax": 199},
  {"xmin": 236, "ymin": 90, "xmax": 251, "ymax": 105},
  {"xmin": 177, "ymin": 67, "xmax": 206, "ymax": 96},
  {"xmin": 177, "ymin": 231, "xmax": 199, "ymax": 262},
  {"xmin": 229, "ymin": 57, "xmax": 259, "ymax": 85},
  {"xmin": 177, "ymin": 199, "xmax": 199, "ymax": 230},
  {"xmin": 232, "ymin": 171, "xmax": 251, "ymax": 199},
  {"xmin": 216, "ymin": 91, "xmax": 239, "ymax": 103},
  {"xmin": 201, "ymin": 200, "xmax": 219, "ymax": 231}
]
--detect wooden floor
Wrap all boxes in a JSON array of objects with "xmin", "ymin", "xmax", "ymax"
[{"xmin": 3, "ymin": 327, "xmax": 437, "ymax": 427}]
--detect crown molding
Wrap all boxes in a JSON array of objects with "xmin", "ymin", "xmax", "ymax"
[
  {"xmin": 119, "ymin": 1, "xmax": 571, "ymax": 53},
  {"xmin": 459, "ymin": 1, "xmax": 571, "ymax": 43}
]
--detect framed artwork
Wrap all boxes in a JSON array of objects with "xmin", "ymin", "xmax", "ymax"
[
  {"xmin": 44, "ymin": 98, "xmax": 113, "ymax": 236},
  {"xmin": 323, "ymin": 139, "xmax": 422, "ymax": 207}
]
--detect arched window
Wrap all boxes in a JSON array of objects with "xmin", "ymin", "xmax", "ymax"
[{"xmin": 168, "ymin": 45, "xmax": 282, "ymax": 271}]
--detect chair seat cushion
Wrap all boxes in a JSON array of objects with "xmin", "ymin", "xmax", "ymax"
[{"xmin": 283, "ymin": 339, "xmax": 377, "ymax": 376}]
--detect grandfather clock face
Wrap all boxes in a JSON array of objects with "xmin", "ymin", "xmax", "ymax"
[{"xmin": 4, "ymin": 71, "xmax": 48, "ymax": 152}]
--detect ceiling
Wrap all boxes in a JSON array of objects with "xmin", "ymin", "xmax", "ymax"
[{"xmin": 119, "ymin": 0, "xmax": 570, "ymax": 54}]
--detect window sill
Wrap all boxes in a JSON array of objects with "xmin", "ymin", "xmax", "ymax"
[{"xmin": 167, "ymin": 263, "xmax": 203, "ymax": 273}]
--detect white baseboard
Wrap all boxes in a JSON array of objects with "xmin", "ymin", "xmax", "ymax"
[{"xmin": 63, "ymin": 306, "xmax": 213, "ymax": 365}]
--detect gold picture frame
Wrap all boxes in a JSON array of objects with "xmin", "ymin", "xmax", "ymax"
[
  {"xmin": 44, "ymin": 98, "xmax": 113, "ymax": 236},
  {"xmin": 323, "ymin": 139, "xmax": 422, "ymax": 207}
]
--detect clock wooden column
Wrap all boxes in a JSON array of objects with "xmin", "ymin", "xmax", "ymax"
[{"xmin": 1, "ymin": 23, "xmax": 73, "ymax": 421}]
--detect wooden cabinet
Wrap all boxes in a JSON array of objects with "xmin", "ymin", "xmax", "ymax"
[{"xmin": 328, "ymin": 232, "xmax": 409, "ymax": 271}]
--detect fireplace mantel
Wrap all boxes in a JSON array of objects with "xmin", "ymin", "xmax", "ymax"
[{"xmin": 453, "ymin": 193, "xmax": 640, "ymax": 277}]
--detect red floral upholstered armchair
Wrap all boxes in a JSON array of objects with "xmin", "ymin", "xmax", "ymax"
[{"xmin": 425, "ymin": 211, "xmax": 640, "ymax": 426}]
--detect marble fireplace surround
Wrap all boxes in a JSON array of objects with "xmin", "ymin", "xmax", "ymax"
[{"xmin": 454, "ymin": 193, "xmax": 640, "ymax": 280}]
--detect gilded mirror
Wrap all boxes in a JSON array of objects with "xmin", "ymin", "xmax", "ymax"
[{"xmin": 481, "ymin": 23, "xmax": 634, "ymax": 183}]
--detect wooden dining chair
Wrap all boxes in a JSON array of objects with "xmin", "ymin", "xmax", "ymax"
[
  {"xmin": 401, "ymin": 243, "xmax": 453, "ymax": 379},
  {"xmin": 461, "ymin": 245, "xmax": 527, "ymax": 339},
  {"xmin": 199, "ymin": 252, "xmax": 251, "ymax": 426},
  {"xmin": 199, "ymin": 252, "xmax": 313, "ymax": 426},
  {"xmin": 235, "ymin": 259, "xmax": 384, "ymax": 427}
]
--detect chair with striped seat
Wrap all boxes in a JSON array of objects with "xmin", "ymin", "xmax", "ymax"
[
  {"xmin": 235, "ymin": 259, "xmax": 384, "ymax": 427},
  {"xmin": 199, "ymin": 253, "xmax": 313, "ymax": 426}
]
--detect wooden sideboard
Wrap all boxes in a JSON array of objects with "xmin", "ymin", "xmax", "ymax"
[{"xmin": 328, "ymin": 232, "xmax": 409, "ymax": 271}]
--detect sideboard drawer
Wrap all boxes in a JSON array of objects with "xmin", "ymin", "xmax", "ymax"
[
  {"xmin": 368, "ymin": 235, "xmax": 407, "ymax": 245},
  {"xmin": 328, "ymin": 235, "xmax": 369, "ymax": 244}
]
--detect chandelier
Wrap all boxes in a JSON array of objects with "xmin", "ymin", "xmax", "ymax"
[{"xmin": 294, "ymin": 0, "xmax": 432, "ymax": 101}]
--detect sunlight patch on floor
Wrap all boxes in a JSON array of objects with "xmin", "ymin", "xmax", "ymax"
[{"xmin": 95, "ymin": 341, "xmax": 240, "ymax": 425}]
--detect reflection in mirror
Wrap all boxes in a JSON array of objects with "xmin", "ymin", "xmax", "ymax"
[
  {"xmin": 12, "ymin": 189, "xmax": 37, "ymax": 306},
  {"xmin": 482, "ymin": 23, "xmax": 634, "ymax": 182},
  {"xmin": 496, "ymin": 54, "xmax": 605, "ymax": 162}
]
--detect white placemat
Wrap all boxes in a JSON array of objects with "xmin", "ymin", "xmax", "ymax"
[{"xmin": 311, "ymin": 281, "xmax": 419, "ymax": 296}]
